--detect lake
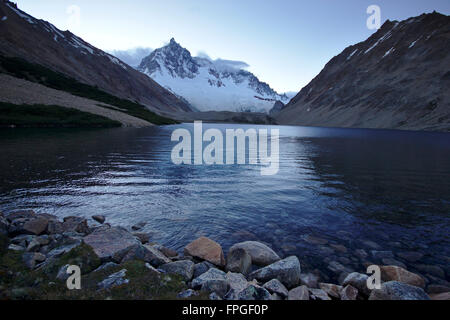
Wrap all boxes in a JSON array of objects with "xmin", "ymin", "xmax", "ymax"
[{"xmin": 0, "ymin": 124, "xmax": 449, "ymax": 285}]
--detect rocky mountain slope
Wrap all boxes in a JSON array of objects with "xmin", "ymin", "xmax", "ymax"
[
  {"xmin": 276, "ymin": 12, "xmax": 450, "ymax": 132},
  {"xmin": 0, "ymin": 1, "xmax": 192, "ymax": 117},
  {"xmin": 138, "ymin": 38, "xmax": 290, "ymax": 113}
]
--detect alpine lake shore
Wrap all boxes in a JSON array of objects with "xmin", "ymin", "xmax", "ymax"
[{"xmin": 0, "ymin": 210, "xmax": 448, "ymax": 301}]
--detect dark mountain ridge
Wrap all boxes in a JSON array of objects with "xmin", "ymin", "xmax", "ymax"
[
  {"xmin": 0, "ymin": 1, "xmax": 192, "ymax": 117},
  {"xmin": 277, "ymin": 12, "xmax": 450, "ymax": 132}
]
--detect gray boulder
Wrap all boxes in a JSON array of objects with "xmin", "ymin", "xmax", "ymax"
[
  {"xmin": 193, "ymin": 261, "xmax": 215, "ymax": 278},
  {"xmin": 288, "ymin": 285, "xmax": 310, "ymax": 300},
  {"xmin": 369, "ymin": 281, "xmax": 430, "ymax": 300},
  {"xmin": 151, "ymin": 244, "xmax": 178, "ymax": 258},
  {"xmin": 226, "ymin": 247, "xmax": 252, "ymax": 275},
  {"xmin": 132, "ymin": 222, "xmax": 146, "ymax": 231},
  {"xmin": 83, "ymin": 227, "xmax": 140, "ymax": 262},
  {"xmin": 133, "ymin": 232, "xmax": 150, "ymax": 244},
  {"xmin": 142, "ymin": 245, "xmax": 172, "ymax": 267},
  {"xmin": 159, "ymin": 260, "xmax": 195, "ymax": 281},
  {"xmin": 178, "ymin": 289, "xmax": 199, "ymax": 299},
  {"xmin": 62, "ymin": 217, "xmax": 90, "ymax": 234},
  {"xmin": 309, "ymin": 288, "xmax": 331, "ymax": 300},
  {"xmin": 249, "ymin": 256, "xmax": 301, "ymax": 288},
  {"xmin": 118, "ymin": 243, "xmax": 172, "ymax": 267},
  {"xmin": 224, "ymin": 272, "xmax": 250, "ymax": 300},
  {"xmin": 228, "ymin": 241, "xmax": 280, "ymax": 266},
  {"xmin": 299, "ymin": 272, "xmax": 319, "ymax": 288},
  {"xmin": 97, "ymin": 269, "xmax": 129, "ymax": 290},
  {"xmin": 93, "ymin": 262, "xmax": 119, "ymax": 273},
  {"xmin": 192, "ymin": 268, "xmax": 226, "ymax": 289},
  {"xmin": 8, "ymin": 244, "xmax": 25, "ymax": 251},
  {"xmin": 263, "ymin": 279, "xmax": 289, "ymax": 298},
  {"xmin": 5, "ymin": 210, "xmax": 36, "ymax": 222},
  {"xmin": 341, "ymin": 285, "xmax": 358, "ymax": 300},
  {"xmin": 237, "ymin": 285, "xmax": 271, "ymax": 300},
  {"xmin": 9, "ymin": 217, "xmax": 48, "ymax": 237},
  {"xmin": 319, "ymin": 283, "xmax": 343, "ymax": 299},
  {"xmin": 56, "ymin": 264, "xmax": 71, "ymax": 281},
  {"xmin": 342, "ymin": 272, "xmax": 371, "ymax": 296},
  {"xmin": 201, "ymin": 279, "xmax": 229, "ymax": 297}
]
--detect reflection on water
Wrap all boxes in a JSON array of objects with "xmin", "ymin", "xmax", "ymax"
[{"xmin": 0, "ymin": 124, "xmax": 449, "ymax": 284}]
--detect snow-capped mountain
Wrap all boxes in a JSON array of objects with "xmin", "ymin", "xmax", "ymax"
[{"xmin": 138, "ymin": 38, "xmax": 290, "ymax": 112}]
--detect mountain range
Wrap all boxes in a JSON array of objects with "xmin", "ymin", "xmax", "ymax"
[
  {"xmin": 0, "ymin": 0, "xmax": 448, "ymax": 131},
  {"xmin": 276, "ymin": 12, "xmax": 450, "ymax": 132},
  {"xmin": 137, "ymin": 38, "xmax": 291, "ymax": 113},
  {"xmin": 0, "ymin": 0, "xmax": 191, "ymax": 120}
]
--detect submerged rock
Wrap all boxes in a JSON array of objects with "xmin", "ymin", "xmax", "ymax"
[
  {"xmin": 429, "ymin": 292, "xmax": 450, "ymax": 300},
  {"xmin": 228, "ymin": 241, "xmax": 280, "ymax": 267},
  {"xmin": 299, "ymin": 272, "xmax": 319, "ymax": 288},
  {"xmin": 304, "ymin": 235, "xmax": 328, "ymax": 245},
  {"xmin": 412, "ymin": 264, "xmax": 445, "ymax": 278},
  {"xmin": 92, "ymin": 215, "xmax": 105, "ymax": 224},
  {"xmin": 381, "ymin": 258, "xmax": 407, "ymax": 269},
  {"xmin": 131, "ymin": 222, "xmax": 146, "ymax": 231},
  {"xmin": 371, "ymin": 250, "xmax": 394, "ymax": 260},
  {"xmin": 327, "ymin": 260, "xmax": 353, "ymax": 274},
  {"xmin": 396, "ymin": 251, "xmax": 424, "ymax": 262},
  {"xmin": 184, "ymin": 237, "xmax": 225, "ymax": 267}
]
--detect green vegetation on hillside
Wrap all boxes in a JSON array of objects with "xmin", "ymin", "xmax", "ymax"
[
  {"xmin": 0, "ymin": 55, "xmax": 178, "ymax": 125},
  {"xmin": 0, "ymin": 102, "xmax": 122, "ymax": 128}
]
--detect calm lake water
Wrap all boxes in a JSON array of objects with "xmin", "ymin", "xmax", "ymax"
[{"xmin": 0, "ymin": 124, "xmax": 449, "ymax": 284}]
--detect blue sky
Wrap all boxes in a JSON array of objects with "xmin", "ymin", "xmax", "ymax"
[{"xmin": 15, "ymin": 0, "xmax": 450, "ymax": 93}]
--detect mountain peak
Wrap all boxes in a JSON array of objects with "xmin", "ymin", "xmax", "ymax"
[
  {"xmin": 138, "ymin": 38, "xmax": 198, "ymax": 79},
  {"xmin": 137, "ymin": 39, "xmax": 290, "ymax": 112}
]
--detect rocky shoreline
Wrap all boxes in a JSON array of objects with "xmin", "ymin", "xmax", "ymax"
[{"xmin": 0, "ymin": 210, "xmax": 448, "ymax": 300}]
